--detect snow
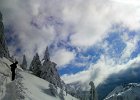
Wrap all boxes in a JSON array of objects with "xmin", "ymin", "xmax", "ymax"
[
  {"xmin": 0, "ymin": 57, "xmax": 14, "ymax": 99},
  {"xmin": 0, "ymin": 57, "xmax": 79, "ymax": 100}
]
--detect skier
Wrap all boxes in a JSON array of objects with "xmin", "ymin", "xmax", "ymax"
[{"xmin": 10, "ymin": 61, "xmax": 18, "ymax": 81}]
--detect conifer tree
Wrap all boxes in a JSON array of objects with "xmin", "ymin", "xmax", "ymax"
[
  {"xmin": 89, "ymin": 81, "xmax": 98, "ymax": 100},
  {"xmin": 43, "ymin": 46, "xmax": 50, "ymax": 61},
  {"xmin": 30, "ymin": 53, "xmax": 42, "ymax": 77},
  {"xmin": 21, "ymin": 55, "xmax": 27, "ymax": 70},
  {"xmin": 59, "ymin": 89, "xmax": 65, "ymax": 100}
]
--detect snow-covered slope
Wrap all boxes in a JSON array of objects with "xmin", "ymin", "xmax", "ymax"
[
  {"xmin": 104, "ymin": 83, "xmax": 140, "ymax": 100},
  {"xmin": 0, "ymin": 57, "xmax": 79, "ymax": 100}
]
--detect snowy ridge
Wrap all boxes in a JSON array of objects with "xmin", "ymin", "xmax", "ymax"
[
  {"xmin": 0, "ymin": 57, "xmax": 79, "ymax": 100},
  {"xmin": 104, "ymin": 83, "xmax": 140, "ymax": 100}
]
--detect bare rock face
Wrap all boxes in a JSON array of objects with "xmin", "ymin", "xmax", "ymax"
[{"xmin": 0, "ymin": 11, "xmax": 10, "ymax": 58}]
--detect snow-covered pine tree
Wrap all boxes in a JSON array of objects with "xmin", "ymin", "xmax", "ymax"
[
  {"xmin": 0, "ymin": 11, "xmax": 10, "ymax": 58},
  {"xmin": 30, "ymin": 53, "xmax": 42, "ymax": 77},
  {"xmin": 43, "ymin": 46, "xmax": 50, "ymax": 61},
  {"xmin": 59, "ymin": 89, "xmax": 65, "ymax": 100},
  {"xmin": 89, "ymin": 81, "xmax": 98, "ymax": 100},
  {"xmin": 40, "ymin": 46, "xmax": 63, "ymax": 88},
  {"xmin": 65, "ymin": 88, "xmax": 67, "ymax": 96},
  {"xmin": 49, "ymin": 83, "xmax": 58, "ymax": 97},
  {"xmin": 21, "ymin": 55, "xmax": 27, "ymax": 70},
  {"xmin": 40, "ymin": 60, "xmax": 59, "ymax": 86}
]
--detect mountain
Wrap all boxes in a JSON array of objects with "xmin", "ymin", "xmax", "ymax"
[
  {"xmin": 0, "ymin": 57, "xmax": 79, "ymax": 100},
  {"xmin": 97, "ymin": 66, "xmax": 140, "ymax": 100},
  {"xmin": 104, "ymin": 83, "xmax": 140, "ymax": 100},
  {"xmin": 0, "ymin": 12, "xmax": 10, "ymax": 58},
  {"xmin": 66, "ymin": 82, "xmax": 91, "ymax": 100}
]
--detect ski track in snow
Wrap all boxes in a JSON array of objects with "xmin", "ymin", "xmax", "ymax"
[
  {"xmin": 0, "ymin": 74, "xmax": 7, "ymax": 99},
  {"xmin": 2, "ymin": 82, "xmax": 16, "ymax": 100},
  {"xmin": 0, "ymin": 58, "xmax": 24, "ymax": 100}
]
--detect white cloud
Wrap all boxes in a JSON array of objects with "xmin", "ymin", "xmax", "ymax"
[
  {"xmin": 62, "ymin": 54, "xmax": 140, "ymax": 87},
  {"xmin": 51, "ymin": 49, "xmax": 75, "ymax": 67},
  {"xmin": 62, "ymin": 69, "xmax": 91, "ymax": 84},
  {"xmin": 121, "ymin": 33, "xmax": 139, "ymax": 62},
  {"xmin": 111, "ymin": 0, "xmax": 140, "ymax": 6},
  {"xmin": 63, "ymin": 0, "xmax": 140, "ymax": 47},
  {"xmin": 0, "ymin": 0, "xmax": 58, "ymax": 62},
  {"xmin": 1, "ymin": 0, "xmax": 140, "ymax": 63},
  {"xmin": 62, "ymin": 32, "xmax": 140, "ymax": 87}
]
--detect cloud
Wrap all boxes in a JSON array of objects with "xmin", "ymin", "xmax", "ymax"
[
  {"xmin": 51, "ymin": 49, "xmax": 75, "ymax": 67},
  {"xmin": 62, "ymin": 54, "xmax": 140, "ymax": 87},
  {"xmin": 111, "ymin": 0, "xmax": 140, "ymax": 6},
  {"xmin": 62, "ymin": 69, "xmax": 91, "ymax": 84},
  {"xmin": 63, "ymin": 0, "xmax": 140, "ymax": 47},
  {"xmin": 121, "ymin": 33, "xmax": 139, "ymax": 62},
  {"xmin": 0, "ymin": 0, "xmax": 57, "ymax": 62},
  {"xmin": 62, "ymin": 33, "xmax": 140, "ymax": 87},
  {"xmin": 0, "ymin": 0, "xmax": 69, "ymax": 64},
  {"xmin": 1, "ymin": 0, "xmax": 140, "ymax": 62}
]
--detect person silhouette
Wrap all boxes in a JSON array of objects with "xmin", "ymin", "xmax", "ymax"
[{"xmin": 10, "ymin": 61, "xmax": 18, "ymax": 81}]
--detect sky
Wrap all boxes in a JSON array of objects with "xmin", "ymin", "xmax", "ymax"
[{"xmin": 1, "ymin": 0, "xmax": 140, "ymax": 89}]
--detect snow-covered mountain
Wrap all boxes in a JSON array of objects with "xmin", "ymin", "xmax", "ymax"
[
  {"xmin": 0, "ymin": 57, "xmax": 79, "ymax": 100},
  {"xmin": 104, "ymin": 83, "xmax": 140, "ymax": 100}
]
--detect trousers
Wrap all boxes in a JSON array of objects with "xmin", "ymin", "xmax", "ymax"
[{"xmin": 11, "ymin": 71, "xmax": 15, "ymax": 81}]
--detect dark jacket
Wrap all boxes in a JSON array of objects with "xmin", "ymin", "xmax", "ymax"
[{"xmin": 10, "ymin": 63, "xmax": 17, "ymax": 72}]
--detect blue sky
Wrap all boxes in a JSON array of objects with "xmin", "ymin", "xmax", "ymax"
[{"xmin": 1, "ymin": 0, "xmax": 140, "ymax": 88}]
